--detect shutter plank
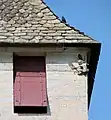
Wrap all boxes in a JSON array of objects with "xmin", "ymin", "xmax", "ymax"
[
  {"xmin": 14, "ymin": 76, "xmax": 20, "ymax": 106},
  {"xmin": 41, "ymin": 76, "xmax": 47, "ymax": 106},
  {"xmin": 20, "ymin": 75, "xmax": 43, "ymax": 106}
]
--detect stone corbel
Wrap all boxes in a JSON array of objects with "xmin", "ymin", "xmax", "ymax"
[{"xmin": 71, "ymin": 54, "xmax": 89, "ymax": 76}]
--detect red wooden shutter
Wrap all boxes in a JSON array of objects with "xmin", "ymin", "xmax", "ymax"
[{"xmin": 14, "ymin": 56, "xmax": 47, "ymax": 112}]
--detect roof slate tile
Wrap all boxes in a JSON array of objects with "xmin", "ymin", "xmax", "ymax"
[{"xmin": 0, "ymin": 0, "xmax": 99, "ymax": 44}]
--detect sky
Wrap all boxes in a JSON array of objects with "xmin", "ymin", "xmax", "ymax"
[{"xmin": 44, "ymin": 0, "xmax": 111, "ymax": 120}]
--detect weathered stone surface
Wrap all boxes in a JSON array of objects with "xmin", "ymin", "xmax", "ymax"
[
  {"xmin": 54, "ymin": 23, "xmax": 66, "ymax": 27},
  {"xmin": 6, "ymin": 27, "xmax": 15, "ymax": 31},
  {"xmin": 65, "ymin": 39, "xmax": 78, "ymax": 43},
  {"xmin": 16, "ymin": 27, "xmax": 26, "ymax": 30},
  {"xmin": 8, "ymin": 19, "xmax": 15, "ymax": 24},
  {"xmin": 0, "ymin": 36, "xmax": 7, "ymax": 39},
  {"xmin": 37, "ymin": 12, "xmax": 44, "ymax": 18},
  {"xmin": 4, "ymin": 33, "xmax": 13, "ymax": 37},
  {"xmin": 41, "ymin": 8, "xmax": 50, "ymax": 13},
  {"xmin": 40, "ymin": 20, "xmax": 47, "ymax": 24},
  {"xmin": 44, "ymin": 36, "xmax": 53, "ymax": 40},
  {"xmin": 52, "ymin": 26, "xmax": 72, "ymax": 30},
  {"xmin": 29, "ymin": 39, "xmax": 40, "ymax": 43},
  {"xmin": 0, "ymin": 29, "xmax": 7, "ymax": 33},
  {"xmin": 43, "ymin": 23, "xmax": 54, "ymax": 28},
  {"xmin": 19, "ymin": 8, "xmax": 25, "ymax": 13},
  {"xmin": 54, "ymin": 36, "xmax": 63, "ymax": 40},
  {"xmin": 47, "ymin": 32, "xmax": 61, "ymax": 36},
  {"xmin": 21, "ymin": 35, "xmax": 34, "ymax": 40},
  {"xmin": 66, "ymin": 30, "xmax": 78, "ymax": 33},
  {"xmin": 39, "ymin": 32, "xmax": 47, "ymax": 36},
  {"xmin": 42, "ymin": 30, "xmax": 56, "ymax": 33},
  {"xmin": 27, "ymin": 32, "xmax": 39, "ymax": 36},
  {"xmin": 62, "ymin": 33, "xmax": 78, "ymax": 36},
  {"xmin": 14, "ymin": 32, "xmax": 26, "ymax": 36},
  {"xmin": 37, "ymin": 27, "xmax": 48, "ymax": 30},
  {"xmin": 65, "ymin": 36, "xmax": 78, "ymax": 40}
]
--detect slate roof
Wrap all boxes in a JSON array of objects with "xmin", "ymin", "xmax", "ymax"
[{"xmin": 0, "ymin": 0, "xmax": 98, "ymax": 44}]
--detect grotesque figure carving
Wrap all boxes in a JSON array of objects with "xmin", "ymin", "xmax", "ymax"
[{"xmin": 71, "ymin": 54, "xmax": 89, "ymax": 75}]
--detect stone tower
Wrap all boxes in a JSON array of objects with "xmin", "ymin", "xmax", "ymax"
[{"xmin": 0, "ymin": 0, "xmax": 101, "ymax": 120}]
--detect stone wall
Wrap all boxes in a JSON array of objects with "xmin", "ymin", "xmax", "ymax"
[
  {"xmin": 0, "ymin": 47, "xmax": 88, "ymax": 120},
  {"xmin": 0, "ymin": 52, "xmax": 14, "ymax": 120},
  {"xmin": 46, "ymin": 52, "xmax": 88, "ymax": 120}
]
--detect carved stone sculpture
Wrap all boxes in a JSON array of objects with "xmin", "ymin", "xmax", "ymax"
[{"xmin": 71, "ymin": 54, "xmax": 89, "ymax": 75}]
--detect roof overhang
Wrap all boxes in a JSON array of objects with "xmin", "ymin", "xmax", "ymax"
[{"xmin": 0, "ymin": 42, "xmax": 101, "ymax": 109}]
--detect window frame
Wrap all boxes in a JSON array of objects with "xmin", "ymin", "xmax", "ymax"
[{"xmin": 13, "ymin": 54, "xmax": 48, "ymax": 114}]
